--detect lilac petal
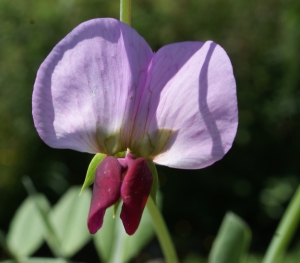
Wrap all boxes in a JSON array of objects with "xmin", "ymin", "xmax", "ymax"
[
  {"xmin": 120, "ymin": 156, "xmax": 152, "ymax": 235},
  {"xmin": 134, "ymin": 41, "xmax": 238, "ymax": 169},
  {"xmin": 32, "ymin": 18, "xmax": 153, "ymax": 155},
  {"xmin": 88, "ymin": 156, "xmax": 122, "ymax": 234}
]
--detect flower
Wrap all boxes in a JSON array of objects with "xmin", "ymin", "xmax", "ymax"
[{"xmin": 32, "ymin": 18, "xmax": 238, "ymax": 235}]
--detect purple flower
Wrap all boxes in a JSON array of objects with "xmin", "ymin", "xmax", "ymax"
[{"xmin": 32, "ymin": 18, "xmax": 238, "ymax": 235}]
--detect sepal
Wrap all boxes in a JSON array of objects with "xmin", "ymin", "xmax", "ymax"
[{"xmin": 80, "ymin": 153, "xmax": 106, "ymax": 195}]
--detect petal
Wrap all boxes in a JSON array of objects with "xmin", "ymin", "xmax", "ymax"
[
  {"xmin": 87, "ymin": 156, "xmax": 122, "ymax": 234},
  {"xmin": 135, "ymin": 41, "xmax": 238, "ymax": 169},
  {"xmin": 32, "ymin": 18, "xmax": 153, "ymax": 155},
  {"xmin": 120, "ymin": 156, "xmax": 152, "ymax": 235}
]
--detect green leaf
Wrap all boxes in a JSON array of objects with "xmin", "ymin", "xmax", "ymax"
[
  {"xmin": 0, "ymin": 258, "xmax": 75, "ymax": 263},
  {"xmin": 93, "ymin": 206, "xmax": 117, "ymax": 263},
  {"xmin": 80, "ymin": 153, "xmax": 106, "ymax": 195},
  {"xmin": 22, "ymin": 177, "xmax": 62, "ymax": 257},
  {"xmin": 6, "ymin": 195, "xmax": 48, "ymax": 257},
  {"xmin": 147, "ymin": 161, "xmax": 159, "ymax": 204},
  {"xmin": 51, "ymin": 186, "xmax": 92, "ymax": 257},
  {"xmin": 208, "ymin": 212, "xmax": 251, "ymax": 263}
]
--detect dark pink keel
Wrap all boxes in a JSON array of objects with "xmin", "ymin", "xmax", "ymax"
[
  {"xmin": 87, "ymin": 154, "xmax": 152, "ymax": 235},
  {"xmin": 120, "ymin": 155, "xmax": 153, "ymax": 235},
  {"xmin": 87, "ymin": 156, "xmax": 123, "ymax": 234}
]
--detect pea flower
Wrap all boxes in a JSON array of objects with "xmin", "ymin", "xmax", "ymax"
[{"xmin": 32, "ymin": 18, "xmax": 238, "ymax": 235}]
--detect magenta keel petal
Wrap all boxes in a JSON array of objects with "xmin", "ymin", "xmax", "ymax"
[
  {"xmin": 120, "ymin": 157, "xmax": 153, "ymax": 235},
  {"xmin": 88, "ymin": 156, "xmax": 123, "ymax": 234}
]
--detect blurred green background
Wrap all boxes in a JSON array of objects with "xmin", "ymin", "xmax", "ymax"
[{"xmin": 0, "ymin": 0, "xmax": 300, "ymax": 262}]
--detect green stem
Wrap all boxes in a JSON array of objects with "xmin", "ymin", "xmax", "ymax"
[
  {"xmin": 147, "ymin": 197, "xmax": 179, "ymax": 263},
  {"xmin": 262, "ymin": 184, "xmax": 300, "ymax": 263},
  {"xmin": 120, "ymin": 0, "xmax": 131, "ymax": 26},
  {"xmin": 22, "ymin": 176, "xmax": 63, "ymax": 258}
]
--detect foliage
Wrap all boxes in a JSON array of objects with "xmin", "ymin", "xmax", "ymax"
[{"xmin": 0, "ymin": 186, "xmax": 157, "ymax": 263}]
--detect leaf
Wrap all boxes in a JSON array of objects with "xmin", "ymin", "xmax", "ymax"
[
  {"xmin": 208, "ymin": 212, "xmax": 251, "ymax": 263},
  {"xmin": 6, "ymin": 195, "xmax": 48, "ymax": 257},
  {"xmin": 0, "ymin": 258, "xmax": 75, "ymax": 263},
  {"xmin": 80, "ymin": 153, "xmax": 106, "ymax": 195},
  {"xmin": 22, "ymin": 176, "xmax": 62, "ymax": 257},
  {"xmin": 50, "ymin": 186, "xmax": 92, "ymax": 257},
  {"xmin": 147, "ymin": 161, "xmax": 159, "ymax": 204}
]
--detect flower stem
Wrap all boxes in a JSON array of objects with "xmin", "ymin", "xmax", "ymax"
[
  {"xmin": 262, "ymin": 184, "xmax": 300, "ymax": 263},
  {"xmin": 120, "ymin": 0, "xmax": 131, "ymax": 26},
  {"xmin": 147, "ymin": 197, "xmax": 179, "ymax": 263}
]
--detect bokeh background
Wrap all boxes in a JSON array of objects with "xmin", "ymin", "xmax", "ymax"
[{"xmin": 1, "ymin": 0, "xmax": 300, "ymax": 262}]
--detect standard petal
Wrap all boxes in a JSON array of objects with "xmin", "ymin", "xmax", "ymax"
[
  {"xmin": 87, "ymin": 156, "xmax": 122, "ymax": 234},
  {"xmin": 134, "ymin": 41, "xmax": 238, "ymax": 169},
  {"xmin": 32, "ymin": 18, "xmax": 153, "ymax": 154},
  {"xmin": 120, "ymin": 155, "xmax": 152, "ymax": 235}
]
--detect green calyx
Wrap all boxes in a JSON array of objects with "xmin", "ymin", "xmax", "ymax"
[{"xmin": 80, "ymin": 153, "xmax": 106, "ymax": 195}]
